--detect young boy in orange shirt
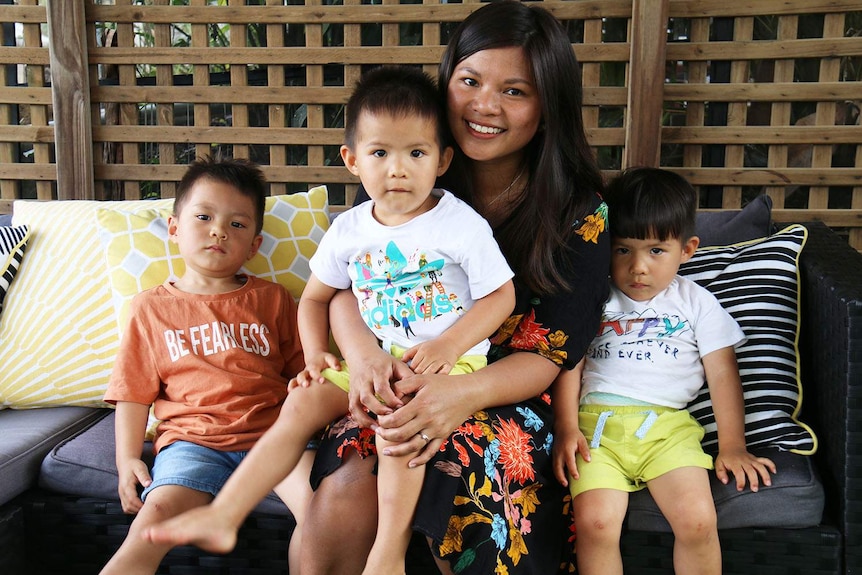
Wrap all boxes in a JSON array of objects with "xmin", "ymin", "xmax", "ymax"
[{"xmin": 100, "ymin": 156, "xmax": 309, "ymax": 575}]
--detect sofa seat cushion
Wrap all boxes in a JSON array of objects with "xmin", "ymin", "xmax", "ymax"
[
  {"xmin": 39, "ymin": 410, "xmax": 291, "ymax": 516},
  {"xmin": 626, "ymin": 448, "xmax": 824, "ymax": 531},
  {"xmin": 0, "ymin": 406, "xmax": 108, "ymax": 505}
]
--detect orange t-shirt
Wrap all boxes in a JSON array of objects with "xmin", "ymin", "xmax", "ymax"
[{"xmin": 104, "ymin": 275, "xmax": 304, "ymax": 454}]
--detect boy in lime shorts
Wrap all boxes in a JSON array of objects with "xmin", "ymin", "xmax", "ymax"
[{"xmin": 552, "ymin": 167, "xmax": 776, "ymax": 575}]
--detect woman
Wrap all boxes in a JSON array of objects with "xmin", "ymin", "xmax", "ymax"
[{"xmin": 302, "ymin": 2, "xmax": 610, "ymax": 573}]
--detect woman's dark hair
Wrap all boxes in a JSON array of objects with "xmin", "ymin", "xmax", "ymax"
[
  {"xmin": 604, "ymin": 167, "xmax": 697, "ymax": 242},
  {"xmin": 438, "ymin": 0, "xmax": 604, "ymax": 294},
  {"xmin": 175, "ymin": 155, "xmax": 268, "ymax": 234}
]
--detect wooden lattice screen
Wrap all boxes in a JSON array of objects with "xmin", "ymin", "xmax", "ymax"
[{"xmin": 1, "ymin": 0, "xmax": 861, "ymax": 248}]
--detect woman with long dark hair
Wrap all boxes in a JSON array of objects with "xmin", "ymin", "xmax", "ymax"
[
  {"xmin": 305, "ymin": 3, "xmax": 609, "ymax": 572},
  {"xmin": 145, "ymin": 3, "xmax": 609, "ymax": 573}
]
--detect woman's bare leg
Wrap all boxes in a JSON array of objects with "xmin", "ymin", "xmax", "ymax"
[{"xmin": 301, "ymin": 451, "xmax": 378, "ymax": 575}]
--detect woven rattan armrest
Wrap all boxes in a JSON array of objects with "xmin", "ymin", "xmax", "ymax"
[{"xmin": 797, "ymin": 221, "xmax": 862, "ymax": 574}]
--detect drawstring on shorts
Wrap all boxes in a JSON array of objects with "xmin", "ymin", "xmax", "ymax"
[{"xmin": 589, "ymin": 409, "xmax": 659, "ymax": 449}]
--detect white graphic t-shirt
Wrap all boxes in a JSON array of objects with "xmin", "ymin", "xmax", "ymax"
[
  {"xmin": 581, "ymin": 276, "xmax": 745, "ymax": 408},
  {"xmin": 310, "ymin": 189, "xmax": 513, "ymax": 355}
]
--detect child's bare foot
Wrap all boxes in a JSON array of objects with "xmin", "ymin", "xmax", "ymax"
[{"xmin": 142, "ymin": 505, "xmax": 238, "ymax": 554}]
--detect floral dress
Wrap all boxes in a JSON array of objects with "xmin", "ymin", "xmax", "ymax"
[{"xmin": 311, "ymin": 197, "xmax": 609, "ymax": 574}]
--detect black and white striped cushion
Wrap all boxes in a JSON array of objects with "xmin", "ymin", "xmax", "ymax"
[
  {"xmin": 680, "ymin": 224, "xmax": 816, "ymax": 455},
  {"xmin": 0, "ymin": 224, "xmax": 30, "ymax": 317}
]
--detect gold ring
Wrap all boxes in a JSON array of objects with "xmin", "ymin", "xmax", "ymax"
[{"xmin": 420, "ymin": 432, "xmax": 431, "ymax": 443}]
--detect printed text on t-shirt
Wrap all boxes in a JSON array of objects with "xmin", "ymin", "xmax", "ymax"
[{"xmin": 163, "ymin": 321, "xmax": 272, "ymax": 361}]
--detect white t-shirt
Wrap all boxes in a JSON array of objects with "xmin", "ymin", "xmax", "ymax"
[
  {"xmin": 310, "ymin": 189, "xmax": 514, "ymax": 355},
  {"xmin": 581, "ymin": 276, "xmax": 745, "ymax": 408}
]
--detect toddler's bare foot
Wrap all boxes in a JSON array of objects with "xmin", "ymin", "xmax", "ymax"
[{"xmin": 142, "ymin": 506, "xmax": 238, "ymax": 554}]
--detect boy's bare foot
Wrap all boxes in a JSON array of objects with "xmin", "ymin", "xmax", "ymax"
[{"xmin": 142, "ymin": 506, "xmax": 238, "ymax": 554}]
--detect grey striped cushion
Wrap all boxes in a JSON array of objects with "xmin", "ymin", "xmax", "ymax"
[
  {"xmin": 680, "ymin": 224, "xmax": 816, "ymax": 455},
  {"xmin": 1, "ymin": 224, "xmax": 30, "ymax": 317}
]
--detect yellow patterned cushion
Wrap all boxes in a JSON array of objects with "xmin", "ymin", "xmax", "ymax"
[
  {"xmin": 98, "ymin": 187, "xmax": 329, "ymax": 328},
  {"xmin": 0, "ymin": 188, "xmax": 328, "ymax": 409}
]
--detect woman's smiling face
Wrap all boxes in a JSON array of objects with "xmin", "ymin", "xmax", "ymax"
[{"xmin": 446, "ymin": 46, "xmax": 542, "ymax": 165}]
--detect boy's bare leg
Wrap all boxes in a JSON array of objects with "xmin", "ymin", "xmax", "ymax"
[
  {"xmin": 572, "ymin": 488, "xmax": 628, "ymax": 575},
  {"xmin": 273, "ymin": 449, "xmax": 315, "ymax": 575},
  {"xmin": 143, "ymin": 382, "xmax": 349, "ymax": 553},
  {"xmin": 648, "ymin": 467, "xmax": 720, "ymax": 575},
  {"xmin": 99, "ymin": 485, "xmax": 212, "ymax": 575},
  {"xmin": 361, "ymin": 434, "xmax": 425, "ymax": 575}
]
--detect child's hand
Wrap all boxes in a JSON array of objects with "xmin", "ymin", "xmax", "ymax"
[
  {"xmin": 401, "ymin": 339, "xmax": 459, "ymax": 374},
  {"xmin": 714, "ymin": 448, "xmax": 776, "ymax": 492},
  {"xmin": 116, "ymin": 457, "xmax": 151, "ymax": 514},
  {"xmin": 289, "ymin": 352, "xmax": 341, "ymax": 390},
  {"xmin": 552, "ymin": 423, "xmax": 591, "ymax": 488}
]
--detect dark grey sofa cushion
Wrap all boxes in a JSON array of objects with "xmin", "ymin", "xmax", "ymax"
[
  {"xmin": 695, "ymin": 194, "xmax": 773, "ymax": 247},
  {"xmin": 39, "ymin": 410, "xmax": 291, "ymax": 515},
  {"xmin": 0, "ymin": 406, "xmax": 108, "ymax": 505},
  {"xmin": 626, "ymin": 448, "xmax": 824, "ymax": 531}
]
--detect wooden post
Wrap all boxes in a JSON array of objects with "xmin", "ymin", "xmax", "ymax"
[
  {"xmin": 623, "ymin": 0, "xmax": 669, "ymax": 168},
  {"xmin": 46, "ymin": 0, "xmax": 94, "ymax": 200}
]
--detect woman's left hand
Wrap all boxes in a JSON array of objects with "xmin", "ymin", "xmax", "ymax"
[
  {"xmin": 373, "ymin": 371, "xmax": 474, "ymax": 466},
  {"xmin": 374, "ymin": 351, "xmax": 559, "ymax": 467}
]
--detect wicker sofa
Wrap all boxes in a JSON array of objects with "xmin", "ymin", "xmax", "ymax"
[{"xmin": 0, "ymin": 206, "xmax": 859, "ymax": 574}]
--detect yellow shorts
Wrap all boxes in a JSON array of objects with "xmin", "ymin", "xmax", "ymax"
[
  {"xmin": 568, "ymin": 404, "xmax": 714, "ymax": 498},
  {"xmin": 321, "ymin": 343, "xmax": 486, "ymax": 392}
]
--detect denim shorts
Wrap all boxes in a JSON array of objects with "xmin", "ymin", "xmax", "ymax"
[{"xmin": 141, "ymin": 440, "xmax": 247, "ymax": 501}]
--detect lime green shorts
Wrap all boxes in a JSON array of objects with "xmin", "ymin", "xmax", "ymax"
[
  {"xmin": 568, "ymin": 404, "xmax": 714, "ymax": 498},
  {"xmin": 321, "ymin": 343, "xmax": 486, "ymax": 392}
]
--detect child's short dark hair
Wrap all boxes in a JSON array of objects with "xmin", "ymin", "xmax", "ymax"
[
  {"xmin": 343, "ymin": 66, "xmax": 448, "ymax": 151},
  {"xmin": 604, "ymin": 167, "xmax": 697, "ymax": 243},
  {"xmin": 174, "ymin": 155, "xmax": 267, "ymax": 234}
]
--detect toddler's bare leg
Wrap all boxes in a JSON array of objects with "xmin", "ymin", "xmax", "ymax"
[
  {"xmin": 648, "ymin": 467, "xmax": 720, "ymax": 575},
  {"xmin": 361, "ymin": 434, "xmax": 425, "ymax": 575},
  {"xmin": 273, "ymin": 449, "xmax": 315, "ymax": 575},
  {"xmin": 99, "ymin": 485, "xmax": 212, "ymax": 575},
  {"xmin": 572, "ymin": 488, "xmax": 628, "ymax": 575},
  {"xmin": 144, "ymin": 382, "xmax": 349, "ymax": 553}
]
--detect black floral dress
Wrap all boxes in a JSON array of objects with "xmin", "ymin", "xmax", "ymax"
[{"xmin": 311, "ymin": 197, "xmax": 609, "ymax": 574}]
